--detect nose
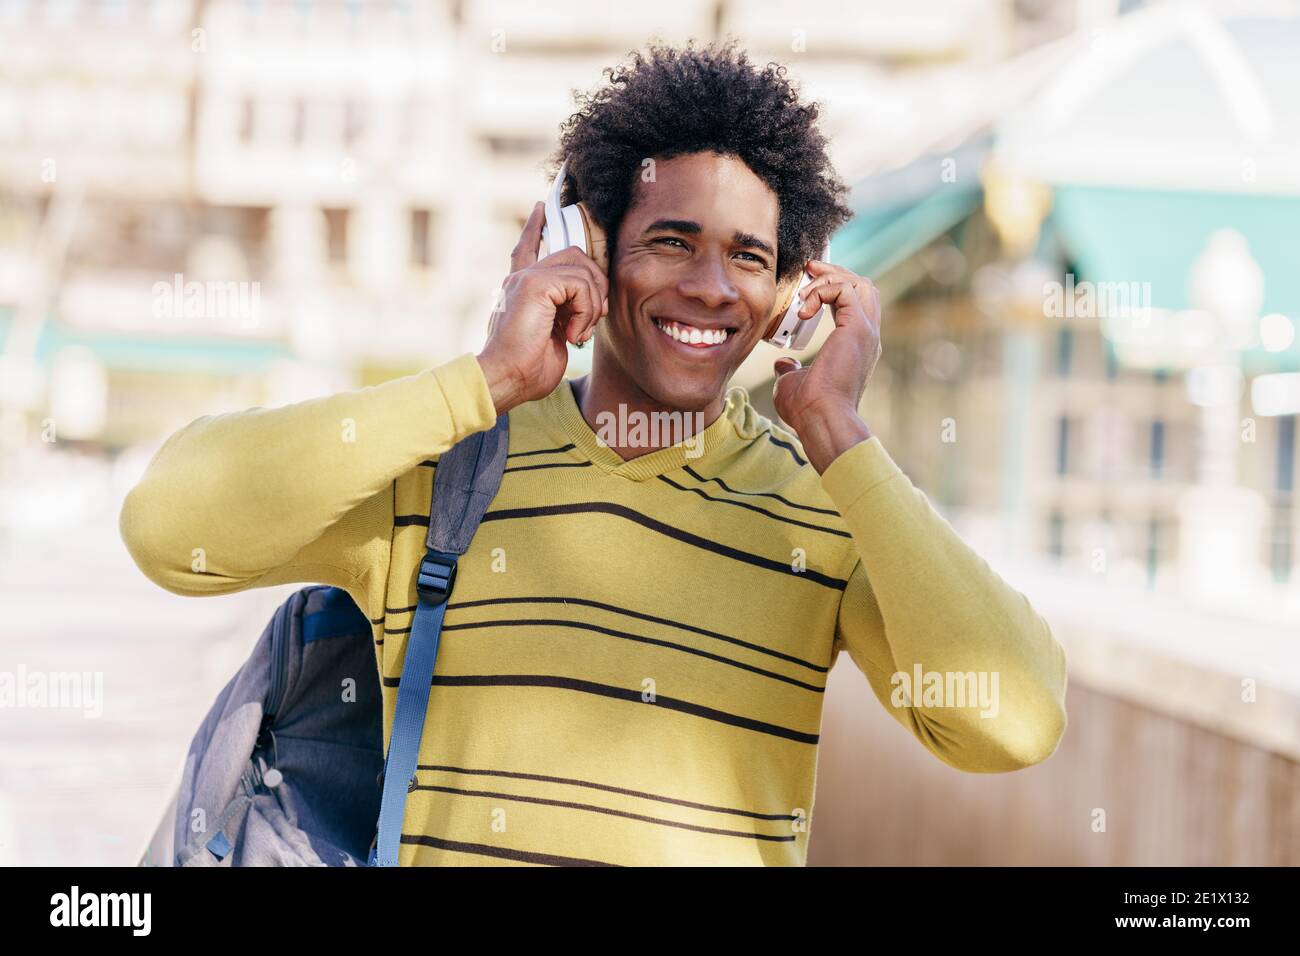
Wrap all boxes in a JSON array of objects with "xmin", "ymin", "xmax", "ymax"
[{"xmin": 675, "ymin": 250, "xmax": 741, "ymax": 311}]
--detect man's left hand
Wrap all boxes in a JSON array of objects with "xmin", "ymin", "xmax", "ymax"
[{"xmin": 771, "ymin": 260, "xmax": 882, "ymax": 473}]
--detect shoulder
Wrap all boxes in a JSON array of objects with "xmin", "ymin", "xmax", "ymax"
[
  {"xmin": 717, "ymin": 385, "xmax": 842, "ymax": 517},
  {"xmin": 725, "ymin": 384, "xmax": 811, "ymax": 470}
]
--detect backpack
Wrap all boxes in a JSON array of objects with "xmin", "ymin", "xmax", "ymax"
[{"xmin": 139, "ymin": 412, "xmax": 510, "ymax": 866}]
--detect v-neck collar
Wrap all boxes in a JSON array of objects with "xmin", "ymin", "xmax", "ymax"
[{"xmin": 535, "ymin": 376, "xmax": 753, "ymax": 480}]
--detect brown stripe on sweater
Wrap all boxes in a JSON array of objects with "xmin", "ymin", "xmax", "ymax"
[
  {"xmin": 409, "ymin": 780, "xmax": 797, "ymax": 842},
  {"xmin": 437, "ymin": 617, "xmax": 827, "ymax": 692},
  {"xmin": 657, "ymin": 474, "xmax": 849, "ymax": 537},
  {"xmin": 478, "ymin": 502, "xmax": 849, "ymax": 590},
  {"xmin": 681, "ymin": 464, "xmax": 841, "ymax": 516},
  {"xmin": 417, "ymin": 764, "xmax": 799, "ymax": 821},
  {"xmin": 442, "ymin": 595, "xmax": 829, "ymax": 673},
  {"xmin": 380, "ymin": 673, "xmax": 820, "ymax": 744},
  {"xmin": 400, "ymin": 833, "xmax": 619, "ymax": 866}
]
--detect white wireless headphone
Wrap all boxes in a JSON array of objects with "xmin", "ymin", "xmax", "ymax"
[
  {"xmin": 539, "ymin": 158, "xmax": 828, "ymax": 350},
  {"xmin": 539, "ymin": 157, "xmax": 609, "ymax": 273},
  {"xmin": 765, "ymin": 240, "xmax": 832, "ymax": 350}
]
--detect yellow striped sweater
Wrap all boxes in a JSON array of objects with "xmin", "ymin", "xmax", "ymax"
[{"xmin": 119, "ymin": 352, "xmax": 1068, "ymax": 866}]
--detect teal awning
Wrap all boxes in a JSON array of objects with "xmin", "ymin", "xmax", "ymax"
[
  {"xmin": 1048, "ymin": 185, "xmax": 1300, "ymax": 373},
  {"xmin": 832, "ymin": 187, "xmax": 982, "ymax": 280},
  {"xmin": 833, "ymin": 139, "xmax": 987, "ymax": 279},
  {"xmin": 0, "ymin": 312, "xmax": 291, "ymax": 375}
]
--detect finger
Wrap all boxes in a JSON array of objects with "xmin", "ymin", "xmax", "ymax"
[
  {"xmin": 772, "ymin": 358, "xmax": 801, "ymax": 405},
  {"xmin": 537, "ymin": 248, "xmax": 608, "ymax": 344},
  {"xmin": 561, "ymin": 249, "xmax": 610, "ymax": 338},
  {"xmin": 797, "ymin": 276, "xmax": 865, "ymax": 326},
  {"xmin": 553, "ymin": 245, "xmax": 610, "ymax": 310},
  {"xmin": 510, "ymin": 201, "xmax": 546, "ymax": 273},
  {"xmin": 569, "ymin": 270, "xmax": 604, "ymax": 344},
  {"xmin": 794, "ymin": 275, "xmax": 848, "ymax": 317},
  {"xmin": 835, "ymin": 274, "xmax": 880, "ymax": 325},
  {"xmin": 794, "ymin": 277, "xmax": 829, "ymax": 318},
  {"xmin": 579, "ymin": 271, "xmax": 608, "ymax": 338},
  {"xmin": 843, "ymin": 275, "xmax": 880, "ymax": 327},
  {"xmin": 804, "ymin": 261, "xmax": 875, "ymax": 312},
  {"xmin": 546, "ymin": 267, "xmax": 601, "ymax": 344}
]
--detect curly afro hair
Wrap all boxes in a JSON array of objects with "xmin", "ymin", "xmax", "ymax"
[{"xmin": 545, "ymin": 38, "xmax": 854, "ymax": 286}]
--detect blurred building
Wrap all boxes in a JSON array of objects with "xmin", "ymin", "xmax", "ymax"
[
  {"xmin": 2, "ymin": 0, "xmax": 1298, "ymax": 867},
  {"xmin": 0, "ymin": 0, "xmax": 1075, "ymax": 447},
  {"xmin": 842, "ymin": 2, "xmax": 1300, "ymax": 615},
  {"xmin": 2, "ymin": 0, "xmax": 1296, "ymax": 599}
]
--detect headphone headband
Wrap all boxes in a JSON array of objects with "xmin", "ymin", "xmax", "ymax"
[{"xmin": 540, "ymin": 158, "xmax": 609, "ymax": 274}]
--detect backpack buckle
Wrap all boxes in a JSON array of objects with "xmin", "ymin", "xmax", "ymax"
[{"xmin": 416, "ymin": 550, "xmax": 458, "ymax": 605}]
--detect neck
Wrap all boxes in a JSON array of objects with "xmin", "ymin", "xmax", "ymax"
[{"xmin": 573, "ymin": 346, "xmax": 725, "ymax": 461}]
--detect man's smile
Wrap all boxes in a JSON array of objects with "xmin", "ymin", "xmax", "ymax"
[{"xmin": 650, "ymin": 315, "xmax": 741, "ymax": 353}]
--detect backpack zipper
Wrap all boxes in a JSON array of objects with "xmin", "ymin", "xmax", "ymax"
[{"xmin": 256, "ymin": 597, "xmax": 293, "ymax": 756}]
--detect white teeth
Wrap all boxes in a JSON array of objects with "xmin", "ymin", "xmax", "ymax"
[{"xmin": 654, "ymin": 318, "xmax": 730, "ymax": 346}]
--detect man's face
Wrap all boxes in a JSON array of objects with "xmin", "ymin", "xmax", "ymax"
[{"xmin": 597, "ymin": 151, "xmax": 784, "ymax": 412}]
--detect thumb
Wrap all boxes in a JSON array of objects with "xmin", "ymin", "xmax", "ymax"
[{"xmin": 774, "ymin": 357, "xmax": 802, "ymax": 377}]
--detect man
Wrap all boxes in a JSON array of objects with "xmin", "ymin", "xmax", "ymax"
[{"xmin": 120, "ymin": 41, "xmax": 1067, "ymax": 866}]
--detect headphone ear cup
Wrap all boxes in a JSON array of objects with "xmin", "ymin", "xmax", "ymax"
[
  {"xmin": 764, "ymin": 274, "xmax": 801, "ymax": 339},
  {"xmin": 575, "ymin": 202, "xmax": 608, "ymax": 275}
]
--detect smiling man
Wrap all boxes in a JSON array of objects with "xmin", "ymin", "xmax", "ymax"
[{"xmin": 120, "ymin": 40, "xmax": 1068, "ymax": 866}]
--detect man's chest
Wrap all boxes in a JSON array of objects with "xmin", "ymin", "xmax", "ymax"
[{"xmin": 380, "ymin": 460, "xmax": 849, "ymax": 715}]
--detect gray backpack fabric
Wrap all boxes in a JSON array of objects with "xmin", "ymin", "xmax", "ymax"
[{"xmin": 149, "ymin": 413, "xmax": 510, "ymax": 867}]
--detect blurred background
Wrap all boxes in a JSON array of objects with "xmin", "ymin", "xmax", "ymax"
[{"xmin": 1, "ymin": 0, "xmax": 1297, "ymax": 866}]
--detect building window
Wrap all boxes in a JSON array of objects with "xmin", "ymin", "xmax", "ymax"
[
  {"xmin": 1047, "ymin": 511, "xmax": 1065, "ymax": 561},
  {"xmin": 483, "ymin": 133, "xmax": 550, "ymax": 155},
  {"xmin": 1055, "ymin": 415, "xmax": 1070, "ymax": 477},
  {"xmin": 1269, "ymin": 506, "xmax": 1292, "ymax": 583},
  {"xmin": 1274, "ymin": 416, "xmax": 1296, "ymax": 582},
  {"xmin": 1104, "ymin": 342, "xmax": 1119, "ymax": 380},
  {"xmin": 323, "ymin": 208, "xmax": 349, "ymax": 263},
  {"xmin": 1149, "ymin": 420, "xmax": 1165, "ymax": 479},
  {"xmin": 239, "ymin": 97, "xmax": 255, "ymax": 143},
  {"xmin": 411, "ymin": 209, "xmax": 431, "ymax": 267},
  {"xmin": 292, "ymin": 99, "xmax": 307, "ymax": 146},
  {"xmin": 1146, "ymin": 517, "xmax": 1161, "ymax": 587},
  {"xmin": 1277, "ymin": 415, "xmax": 1295, "ymax": 492},
  {"xmin": 1055, "ymin": 327, "xmax": 1073, "ymax": 377},
  {"xmin": 344, "ymin": 100, "xmax": 363, "ymax": 148}
]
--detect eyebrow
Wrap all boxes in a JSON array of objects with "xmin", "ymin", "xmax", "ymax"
[{"xmin": 643, "ymin": 218, "xmax": 776, "ymax": 258}]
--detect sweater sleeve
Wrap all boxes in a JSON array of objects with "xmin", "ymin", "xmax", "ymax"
[
  {"xmin": 819, "ymin": 436, "xmax": 1068, "ymax": 773},
  {"xmin": 118, "ymin": 352, "xmax": 498, "ymax": 621}
]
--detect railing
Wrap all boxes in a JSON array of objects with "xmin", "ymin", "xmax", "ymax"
[{"xmin": 809, "ymin": 565, "xmax": 1299, "ymax": 866}]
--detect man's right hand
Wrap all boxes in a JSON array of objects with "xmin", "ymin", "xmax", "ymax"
[{"xmin": 476, "ymin": 201, "xmax": 609, "ymax": 416}]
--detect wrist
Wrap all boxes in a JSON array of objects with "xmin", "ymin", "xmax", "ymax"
[
  {"xmin": 475, "ymin": 352, "xmax": 526, "ymax": 416},
  {"xmin": 791, "ymin": 402, "xmax": 872, "ymax": 474}
]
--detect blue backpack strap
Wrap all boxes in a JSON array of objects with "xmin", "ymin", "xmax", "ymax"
[{"xmin": 371, "ymin": 412, "xmax": 510, "ymax": 867}]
